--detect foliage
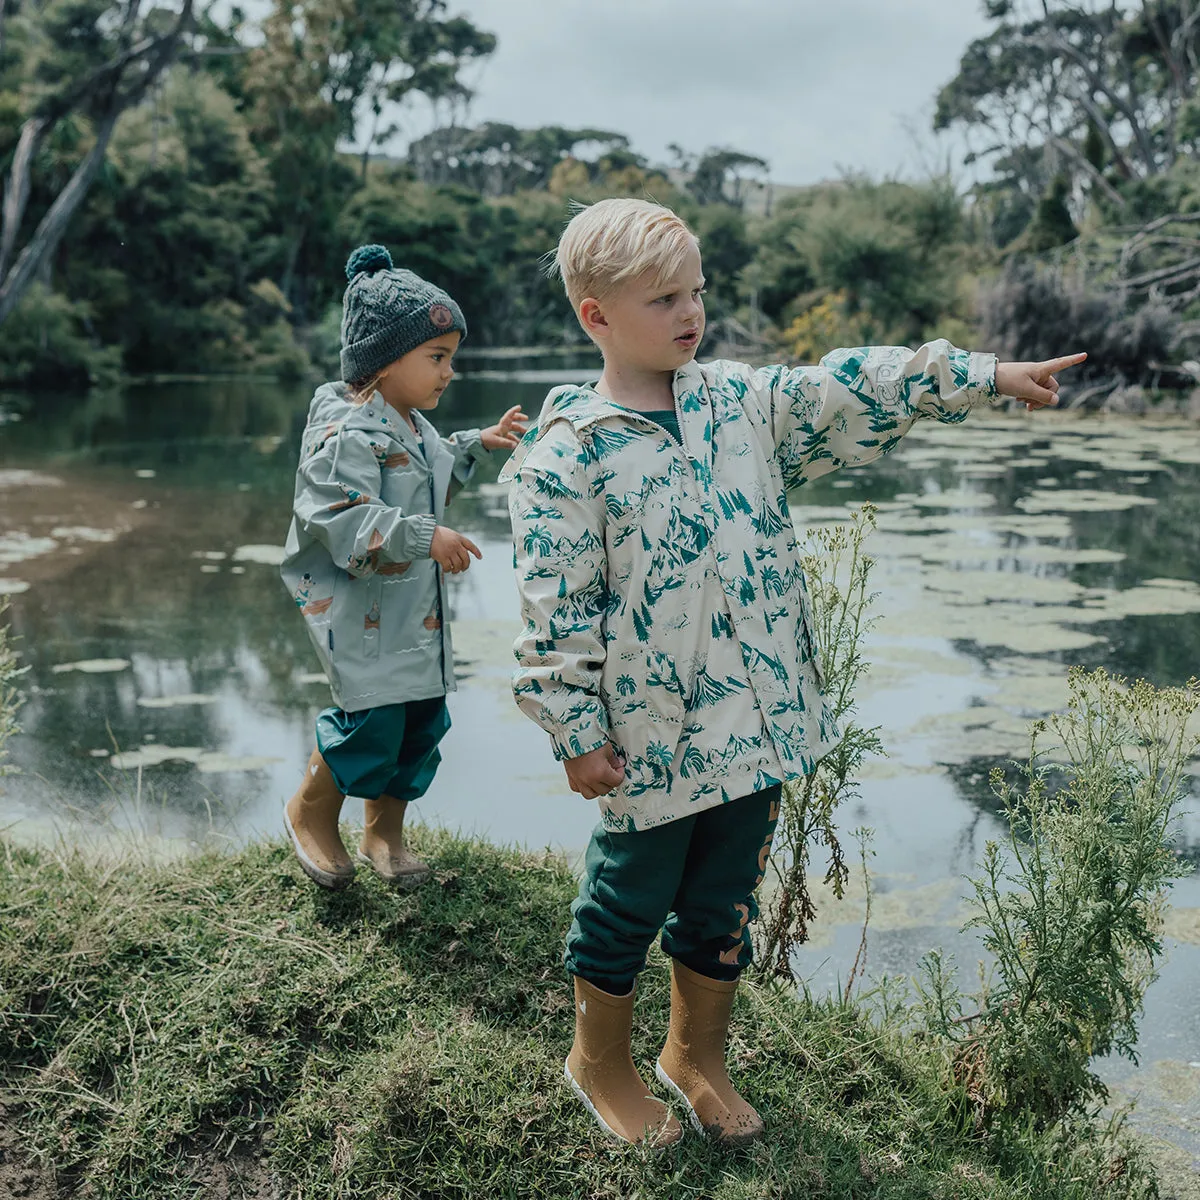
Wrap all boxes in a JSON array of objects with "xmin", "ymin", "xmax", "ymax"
[
  {"xmin": 757, "ymin": 504, "xmax": 885, "ymax": 979},
  {"xmin": 915, "ymin": 668, "xmax": 1197, "ymax": 1129},
  {"xmin": 0, "ymin": 824, "xmax": 1160, "ymax": 1198},
  {"xmin": 407, "ymin": 121, "xmax": 631, "ymax": 195},
  {"xmin": 0, "ymin": 0, "xmax": 196, "ymax": 323},
  {"xmin": 977, "ymin": 259, "xmax": 1179, "ymax": 404},
  {"xmin": 751, "ymin": 178, "xmax": 977, "ymax": 351},
  {"xmin": 0, "ymin": 282, "xmax": 121, "ymax": 386}
]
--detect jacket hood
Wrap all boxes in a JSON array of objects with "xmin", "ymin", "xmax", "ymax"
[
  {"xmin": 306, "ymin": 381, "xmax": 403, "ymax": 437},
  {"xmin": 499, "ymin": 362, "xmax": 706, "ymax": 483}
]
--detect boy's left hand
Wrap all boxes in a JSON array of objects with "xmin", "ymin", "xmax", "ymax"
[
  {"xmin": 481, "ymin": 406, "xmax": 529, "ymax": 451},
  {"xmin": 995, "ymin": 353, "xmax": 1088, "ymax": 411}
]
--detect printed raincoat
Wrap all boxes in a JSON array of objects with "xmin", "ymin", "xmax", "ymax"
[
  {"xmin": 281, "ymin": 382, "xmax": 488, "ymax": 712},
  {"xmin": 503, "ymin": 340, "xmax": 998, "ymax": 831}
]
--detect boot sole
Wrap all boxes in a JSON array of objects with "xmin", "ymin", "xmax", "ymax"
[
  {"xmin": 283, "ymin": 803, "xmax": 354, "ymax": 891},
  {"xmin": 654, "ymin": 1059, "xmax": 763, "ymax": 1146},
  {"xmin": 354, "ymin": 851, "xmax": 431, "ymax": 890},
  {"xmin": 654, "ymin": 1060, "xmax": 706, "ymax": 1138},
  {"xmin": 563, "ymin": 1060, "xmax": 681, "ymax": 1149}
]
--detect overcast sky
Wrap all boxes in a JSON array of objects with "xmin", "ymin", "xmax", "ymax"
[{"xmin": 399, "ymin": 0, "xmax": 993, "ymax": 185}]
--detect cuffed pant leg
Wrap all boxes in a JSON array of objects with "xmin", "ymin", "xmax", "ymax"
[
  {"xmin": 660, "ymin": 785, "xmax": 782, "ymax": 981},
  {"xmin": 564, "ymin": 817, "xmax": 694, "ymax": 995}
]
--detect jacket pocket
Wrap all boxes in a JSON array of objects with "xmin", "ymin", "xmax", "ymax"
[{"xmin": 602, "ymin": 649, "xmax": 686, "ymax": 799}]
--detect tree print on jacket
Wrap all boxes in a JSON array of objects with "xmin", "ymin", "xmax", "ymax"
[{"xmin": 502, "ymin": 340, "xmax": 997, "ymax": 832}]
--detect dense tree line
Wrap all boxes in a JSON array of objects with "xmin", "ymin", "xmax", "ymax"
[{"xmin": 0, "ymin": 0, "xmax": 1196, "ymax": 405}]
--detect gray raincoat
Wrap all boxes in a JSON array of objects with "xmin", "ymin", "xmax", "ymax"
[{"xmin": 281, "ymin": 382, "xmax": 488, "ymax": 712}]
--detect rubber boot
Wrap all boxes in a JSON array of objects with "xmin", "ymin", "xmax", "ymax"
[
  {"xmin": 564, "ymin": 976, "xmax": 683, "ymax": 1148},
  {"xmin": 283, "ymin": 750, "xmax": 354, "ymax": 890},
  {"xmin": 655, "ymin": 960, "xmax": 764, "ymax": 1145},
  {"xmin": 356, "ymin": 796, "xmax": 431, "ymax": 888}
]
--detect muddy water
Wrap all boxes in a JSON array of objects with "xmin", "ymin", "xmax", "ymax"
[{"xmin": 1, "ymin": 369, "xmax": 1197, "ymax": 1169}]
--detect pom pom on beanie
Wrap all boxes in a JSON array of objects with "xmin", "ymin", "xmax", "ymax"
[{"xmin": 345, "ymin": 244, "xmax": 393, "ymax": 280}]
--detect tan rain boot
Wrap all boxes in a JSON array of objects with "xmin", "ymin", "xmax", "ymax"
[
  {"xmin": 655, "ymin": 960, "xmax": 764, "ymax": 1145},
  {"xmin": 283, "ymin": 750, "xmax": 354, "ymax": 890},
  {"xmin": 564, "ymin": 976, "xmax": 683, "ymax": 1148},
  {"xmin": 356, "ymin": 796, "xmax": 431, "ymax": 888}
]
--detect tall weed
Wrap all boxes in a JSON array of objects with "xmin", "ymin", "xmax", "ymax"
[
  {"xmin": 756, "ymin": 503, "xmax": 884, "ymax": 977},
  {"xmin": 915, "ymin": 668, "xmax": 1197, "ymax": 1127}
]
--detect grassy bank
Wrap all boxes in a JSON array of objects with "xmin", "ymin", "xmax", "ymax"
[{"xmin": 0, "ymin": 828, "xmax": 1162, "ymax": 1200}]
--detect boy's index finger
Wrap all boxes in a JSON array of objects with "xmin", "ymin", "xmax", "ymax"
[{"xmin": 1043, "ymin": 352, "xmax": 1088, "ymax": 375}]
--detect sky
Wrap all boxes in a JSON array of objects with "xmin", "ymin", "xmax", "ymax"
[{"xmin": 397, "ymin": 0, "xmax": 994, "ymax": 186}]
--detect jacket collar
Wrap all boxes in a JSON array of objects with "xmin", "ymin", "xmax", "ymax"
[{"xmin": 500, "ymin": 361, "xmax": 712, "ymax": 482}]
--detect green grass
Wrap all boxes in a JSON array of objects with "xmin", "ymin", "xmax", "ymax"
[{"xmin": 0, "ymin": 828, "xmax": 1160, "ymax": 1199}]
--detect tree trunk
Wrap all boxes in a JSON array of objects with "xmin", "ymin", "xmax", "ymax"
[
  {"xmin": 0, "ymin": 111, "xmax": 119, "ymax": 326},
  {"xmin": 0, "ymin": 0, "xmax": 193, "ymax": 327},
  {"xmin": 0, "ymin": 116, "xmax": 48, "ymax": 280}
]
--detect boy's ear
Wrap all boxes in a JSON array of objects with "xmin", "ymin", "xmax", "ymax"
[{"xmin": 578, "ymin": 297, "xmax": 608, "ymax": 339}]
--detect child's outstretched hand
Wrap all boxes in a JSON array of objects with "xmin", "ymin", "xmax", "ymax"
[
  {"xmin": 564, "ymin": 743, "xmax": 625, "ymax": 800},
  {"xmin": 996, "ymin": 352, "xmax": 1088, "ymax": 411},
  {"xmin": 481, "ymin": 405, "xmax": 529, "ymax": 451},
  {"xmin": 430, "ymin": 525, "xmax": 482, "ymax": 575}
]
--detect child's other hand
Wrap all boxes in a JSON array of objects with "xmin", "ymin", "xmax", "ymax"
[
  {"xmin": 995, "ymin": 353, "xmax": 1087, "ymax": 411},
  {"xmin": 564, "ymin": 743, "xmax": 625, "ymax": 800},
  {"xmin": 430, "ymin": 525, "xmax": 482, "ymax": 574},
  {"xmin": 481, "ymin": 406, "xmax": 530, "ymax": 451}
]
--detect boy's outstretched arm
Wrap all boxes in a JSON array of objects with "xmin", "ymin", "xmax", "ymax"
[
  {"xmin": 509, "ymin": 423, "xmax": 614, "ymax": 776},
  {"xmin": 743, "ymin": 340, "xmax": 1085, "ymax": 489}
]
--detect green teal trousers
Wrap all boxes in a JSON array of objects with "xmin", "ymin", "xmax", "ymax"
[
  {"xmin": 315, "ymin": 697, "xmax": 450, "ymax": 801},
  {"xmin": 564, "ymin": 785, "xmax": 782, "ymax": 994}
]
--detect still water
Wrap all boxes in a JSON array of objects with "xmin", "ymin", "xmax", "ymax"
[{"xmin": 1, "ymin": 364, "xmax": 1198, "ymax": 1169}]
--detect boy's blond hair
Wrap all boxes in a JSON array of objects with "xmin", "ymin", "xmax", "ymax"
[{"xmin": 552, "ymin": 198, "xmax": 699, "ymax": 311}]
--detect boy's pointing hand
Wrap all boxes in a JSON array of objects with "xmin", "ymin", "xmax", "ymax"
[
  {"xmin": 564, "ymin": 743, "xmax": 626, "ymax": 800},
  {"xmin": 995, "ymin": 352, "xmax": 1088, "ymax": 411}
]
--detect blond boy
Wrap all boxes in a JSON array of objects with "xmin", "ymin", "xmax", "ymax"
[{"xmin": 501, "ymin": 198, "xmax": 1083, "ymax": 1147}]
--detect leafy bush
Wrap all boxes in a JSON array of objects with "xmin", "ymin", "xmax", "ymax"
[
  {"xmin": 0, "ymin": 284, "xmax": 122, "ymax": 388},
  {"xmin": 916, "ymin": 668, "xmax": 1197, "ymax": 1128},
  {"xmin": 977, "ymin": 261, "xmax": 1178, "ymax": 405}
]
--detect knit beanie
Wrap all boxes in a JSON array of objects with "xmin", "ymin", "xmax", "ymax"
[{"xmin": 339, "ymin": 244, "xmax": 467, "ymax": 382}]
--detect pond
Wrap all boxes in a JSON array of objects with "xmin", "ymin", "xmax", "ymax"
[{"xmin": 0, "ymin": 362, "xmax": 1197, "ymax": 1170}]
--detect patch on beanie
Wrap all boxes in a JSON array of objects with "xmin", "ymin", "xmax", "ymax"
[{"xmin": 429, "ymin": 303, "xmax": 455, "ymax": 329}]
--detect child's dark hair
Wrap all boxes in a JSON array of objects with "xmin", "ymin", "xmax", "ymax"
[{"xmin": 347, "ymin": 370, "xmax": 387, "ymax": 406}]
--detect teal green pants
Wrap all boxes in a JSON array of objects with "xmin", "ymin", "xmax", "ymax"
[
  {"xmin": 565, "ymin": 785, "xmax": 782, "ymax": 994},
  {"xmin": 315, "ymin": 697, "xmax": 450, "ymax": 801}
]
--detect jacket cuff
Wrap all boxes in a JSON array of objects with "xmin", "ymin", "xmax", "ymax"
[
  {"xmin": 456, "ymin": 428, "xmax": 489, "ymax": 465},
  {"xmin": 549, "ymin": 705, "xmax": 611, "ymax": 762},
  {"xmin": 967, "ymin": 351, "xmax": 999, "ymax": 407},
  {"xmin": 407, "ymin": 513, "xmax": 437, "ymax": 559}
]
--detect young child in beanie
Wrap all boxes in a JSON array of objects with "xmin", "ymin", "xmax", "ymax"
[
  {"xmin": 502, "ymin": 198, "xmax": 1085, "ymax": 1148},
  {"xmin": 281, "ymin": 244, "xmax": 526, "ymax": 890}
]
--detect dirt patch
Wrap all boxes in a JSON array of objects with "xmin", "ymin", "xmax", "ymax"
[
  {"xmin": 190, "ymin": 1151, "xmax": 276, "ymax": 1199},
  {"xmin": 0, "ymin": 1105, "xmax": 276, "ymax": 1199},
  {"xmin": 0, "ymin": 1105, "xmax": 60, "ymax": 1200}
]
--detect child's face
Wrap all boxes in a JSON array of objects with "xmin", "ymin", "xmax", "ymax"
[
  {"xmin": 377, "ymin": 332, "xmax": 461, "ymax": 415},
  {"xmin": 583, "ymin": 244, "xmax": 706, "ymax": 374}
]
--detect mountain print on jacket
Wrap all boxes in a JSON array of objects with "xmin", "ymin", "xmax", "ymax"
[{"xmin": 503, "ymin": 341, "xmax": 997, "ymax": 831}]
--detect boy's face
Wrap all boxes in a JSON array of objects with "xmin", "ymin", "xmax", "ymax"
[
  {"xmin": 377, "ymin": 332, "xmax": 461, "ymax": 414},
  {"xmin": 583, "ymin": 243, "xmax": 706, "ymax": 374}
]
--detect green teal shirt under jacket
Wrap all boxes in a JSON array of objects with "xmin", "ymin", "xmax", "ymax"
[
  {"xmin": 281, "ymin": 382, "xmax": 489, "ymax": 713},
  {"xmin": 502, "ymin": 341, "xmax": 998, "ymax": 833}
]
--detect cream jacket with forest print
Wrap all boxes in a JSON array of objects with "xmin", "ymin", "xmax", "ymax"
[{"xmin": 502, "ymin": 340, "xmax": 998, "ymax": 832}]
